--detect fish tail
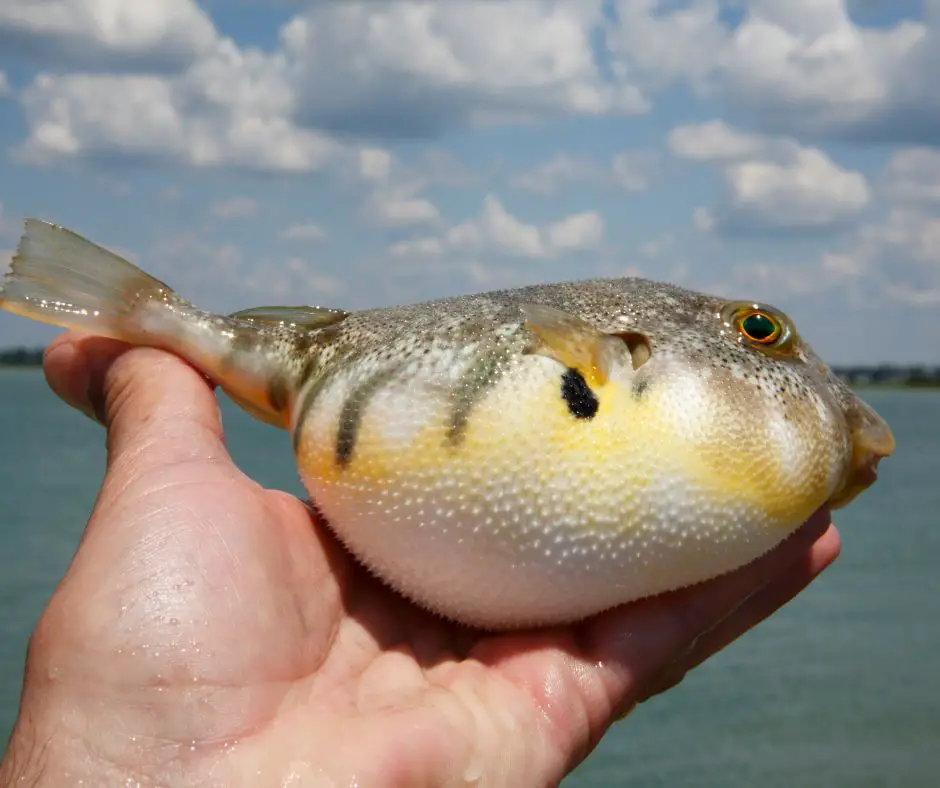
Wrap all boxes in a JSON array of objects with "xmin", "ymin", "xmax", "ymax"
[
  {"xmin": 1, "ymin": 219, "xmax": 302, "ymax": 431},
  {"xmin": 0, "ymin": 219, "xmax": 176, "ymax": 338}
]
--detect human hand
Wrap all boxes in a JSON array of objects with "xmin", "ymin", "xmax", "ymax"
[{"xmin": 0, "ymin": 333, "xmax": 840, "ymax": 787}]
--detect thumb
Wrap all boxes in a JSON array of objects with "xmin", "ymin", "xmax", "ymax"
[{"xmin": 43, "ymin": 333, "xmax": 227, "ymax": 474}]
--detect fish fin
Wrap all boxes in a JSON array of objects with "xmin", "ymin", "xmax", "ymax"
[
  {"xmin": 521, "ymin": 303, "xmax": 628, "ymax": 387},
  {"xmin": 225, "ymin": 389, "xmax": 287, "ymax": 429},
  {"xmin": 0, "ymin": 219, "xmax": 174, "ymax": 338},
  {"xmin": 229, "ymin": 305, "xmax": 348, "ymax": 330}
]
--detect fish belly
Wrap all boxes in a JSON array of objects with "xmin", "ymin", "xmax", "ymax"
[{"xmin": 293, "ymin": 357, "xmax": 789, "ymax": 628}]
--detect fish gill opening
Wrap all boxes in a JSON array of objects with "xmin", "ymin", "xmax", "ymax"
[{"xmin": 617, "ymin": 331, "xmax": 653, "ymax": 371}]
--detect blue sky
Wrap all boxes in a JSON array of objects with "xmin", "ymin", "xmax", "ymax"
[{"xmin": 1, "ymin": 0, "xmax": 938, "ymax": 365}]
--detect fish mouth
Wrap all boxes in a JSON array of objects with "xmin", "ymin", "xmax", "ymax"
[{"xmin": 828, "ymin": 400, "xmax": 896, "ymax": 509}]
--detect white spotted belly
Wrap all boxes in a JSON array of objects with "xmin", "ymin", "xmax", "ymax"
[
  {"xmin": 300, "ymin": 469, "xmax": 785, "ymax": 628},
  {"xmin": 293, "ymin": 356, "xmax": 823, "ymax": 628}
]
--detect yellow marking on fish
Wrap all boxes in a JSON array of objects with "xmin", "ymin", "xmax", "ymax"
[{"xmin": 296, "ymin": 370, "xmax": 827, "ymax": 531}]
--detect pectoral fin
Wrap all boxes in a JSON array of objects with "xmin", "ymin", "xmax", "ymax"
[{"xmin": 521, "ymin": 303, "xmax": 625, "ymax": 387}]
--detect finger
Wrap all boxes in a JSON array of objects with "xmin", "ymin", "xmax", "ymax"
[
  {"xmin": 43, "ymin": 333, "xmax": 131, "ymax": 422},
  {"xmin": 581, "ymin": 508, "xmax": 834, "ymax": 700},
  {"xmin": 475, "ymin": 509, "xmax": 834, "ymax": 774},
  {"xmin": 637, "ymin": 524, "xmax": 841, "ymax": 702},
  {"xmin": 43, "ymin": 332, "xmax": 226, "ymax": 474}
]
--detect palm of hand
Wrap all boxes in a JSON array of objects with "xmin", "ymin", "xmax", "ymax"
[
  {"xmin": 6, "ymin": 339, "xmax": 839, "ymax": 787},
  {"xmin": 36, "ymin": 429, "xmax": 621, "ymax": 786}
]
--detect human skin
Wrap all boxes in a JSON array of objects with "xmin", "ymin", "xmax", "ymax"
[{"xmin": 0, "ymin": 333, "xmax": 841, "ymax": 787}]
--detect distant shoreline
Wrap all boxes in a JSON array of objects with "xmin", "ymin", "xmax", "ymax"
[
  {"xmin": 0, "ymin": 349, "xmax": 44, "ymax": 367},
  {"xmin": 3, "ymin": 347, "xmax": 940, "ymax": 388}
]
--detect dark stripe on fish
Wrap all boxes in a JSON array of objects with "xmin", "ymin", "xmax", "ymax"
[
  {"xmin": 289, "ymin": 332, "xmax": 355, "ymax": 453},
  {"xmin": 447, "ymin": 341, "xmax": 513, "ymax": 445},
  {"xmin": 336, "ymin": 366, "xmax": 401, "ymax": 467},
  {"xmin": 267, "ymin": 374, "xmax": 290, "ymax": 413},
  {"xmin": 561, "ymin": 368, "xmax": 598, "ymax": 419},
  {"xmin": 292, "ymin": 372, "xmax": 331, "ymax": 453}
]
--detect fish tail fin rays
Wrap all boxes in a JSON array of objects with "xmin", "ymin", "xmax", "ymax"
[
  {"xmin": 0, "ymin": 219, "xmax": 311, "ymax": 433},
  {"xmin": 0, "ymin": 219, "xmax": 175, "ymax": 338}
]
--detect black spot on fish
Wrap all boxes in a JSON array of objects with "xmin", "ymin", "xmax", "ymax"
[
  {"xmin": 632, "ymin": 377, "xmax": 650, "ymax": 400},
  {"xmin": 561, "ymin": 368, "xmax": 598, "ymax": 420}
]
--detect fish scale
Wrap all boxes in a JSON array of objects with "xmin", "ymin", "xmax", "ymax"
[{"xmin": 0, "ymin": 219, "xmax": 896, "ymax": 628}]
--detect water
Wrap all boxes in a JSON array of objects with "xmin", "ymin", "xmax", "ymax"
[{"xmin": 1, "ymin": 369, "xmax": 938, "ymax": 786}]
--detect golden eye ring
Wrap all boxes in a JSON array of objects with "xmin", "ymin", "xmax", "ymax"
[
  {"xmin": 719, "ymin": 301, "xmax": 794, "ymax": 352},
  {"xmin": 736, "ymin": 309, "xmax": 783, "ymax": 345}
]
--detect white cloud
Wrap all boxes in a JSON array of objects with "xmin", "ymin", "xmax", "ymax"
[
  {"xmin": 387, "ymin": 236, "xmax": 445, "ymax": 259},
  {"xmin": 726, "ymin": 262, "xmax": 822, "ymax": 299},
  {"xmin": 414, "ymin": 149, "xmax": 481, "ymax": 189},
  {"xmin": 611, "ymin": 151, "xmax": 652, "ymax": 191},
  {"xmin": 815, "ymin": 148, "xmax": 940, "ymax": 312},
  {"xmin": 606, "ymin": 0, "xmax": 728, "ymax": 90},
  {"xmin": 546, "ymin": 211, "xmax": 605, "ymax": 252},
  {"xmin": 715, "ymin": 1, "xmax": 938, "ymax": 142},
  {"xmin": 7, "ymin": 0, "xmax": 940, "ymax": 177},
  {"xmin": 147, "ymin": 233, "xmax": 342, "ymax": 308},
  {"xmin": 17, "ymin": 66, "xmax": 338, "ymax": 172},
  {"xmin": 668, "ymin": 120, "xmax": 768, "ymax": 162},
  {"xmin": 604, "ymin": 1, "xmax": 940, "ymax": 145},
  {"xmin": 723, "ymin": 148, "xmax": 871, "ymax": 230},
  {"xmin": 885, "ymin": 284, "xmax": 940, "ymax": 307},
  {"xmin": 701, "ymin": 246, "xmax": 881, "ymax": 310},
  {"xmin": 356, "ymin": 148, "xmax": 455, "ymax": 228},
  {"xmin": 671, "ymin": 121, "xmax": 871, "ymax": 231},
  {"xmin": 447, "ymin": 196, "xmax": 545, "ymax": 258},
  {"xmin": 275, "ymin": 258, "xmax": 343, "ymax": 299},
  {"xmin": 11, "ymin": 1, "xmax": 651, "ymax": 173},
  {"xmin": 282, "ymin": 1, "xmax": 646, "ymax": 137},
  {"xmin": 359, "ymin": 148, "xmax": 393, "ymax": 181},
  {"xmin": 858, "ymin": 208, "xmax": 940, "ymax": 266},
  {"xmin": 692, "ymin": 206, "xmax": 715, "ymax": 232},
  {"xmin": 280, "ymin": 223, "xmax": 327, "ymax": 243},
  {"xmin": 510, "ymin": 154, "xmax": 598, "ymax": 194},
  {"xmin": 510, "ymin": 151, "xmax": 651, "ymax": 194},
  {"xmin": 0, "ymin": 71, "xmax": 9, "ymax": 97},
  {"xmin": 821, "ymin": 251, "xmax": 863, "ymax": 279},
  {"xmin": 883, "ymin": 147, "xmax": 940, "ymax": 205},
  {"xmin": 365, "ymin": 188, "xmax": 440, "ymax": 228},
  {"xmin": 209, "ymin": 195, "xmax": 259, "ymax": 221},
  {"xmin": 638, "ymin": 234, "xmax": 675, "ymax": 258},
  {"xmin": 0, "ymin": 0, "xmax": 217, "ymax": 70},
  {"xmin": 391, "ymin": 194, "xmax": 604, "ymax": 261}
]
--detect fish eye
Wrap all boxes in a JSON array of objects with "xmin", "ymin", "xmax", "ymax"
[
  {"xmin": 719, "ymin": 302, "xmax": 794, "ymax": 352},
  {"xmin": 738, "ymin": 310, "xmax": 782, "ymax": 344}
]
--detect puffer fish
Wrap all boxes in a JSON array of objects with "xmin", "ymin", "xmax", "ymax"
[{"xmin": 1, "ymin": 219, "xmax": 895, "ymax": 629}]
